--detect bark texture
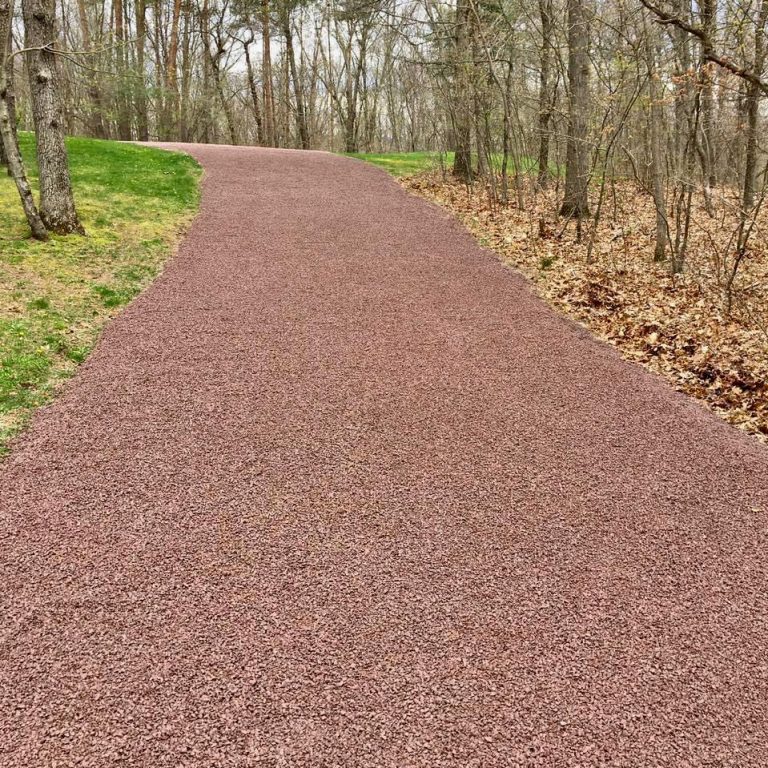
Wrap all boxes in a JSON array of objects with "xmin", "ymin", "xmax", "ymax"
[
  {"xmin": 452, "ymin": 0, "xmax": 472, "ymax": 181},
  {"xmin": 135, "ymin": 0, "xmax": 149, "ymax": 141},
  {"xmin": 282, "ymin": 10, "xmax": 309, "ymax": 149},
  {"xmin": 0, "ymin": 0, "xmax": 48, "ymax": 239},
  {"xmin": 536, "ymin": 0, "xmax": 555, "ymax": 188},
  {"xmin": 22, "ymin": 0, "xmax": 84, "ymax": 234},
  {"xmin": 560, "ymin": 0, "xmax": 591, "ymax": 218}
]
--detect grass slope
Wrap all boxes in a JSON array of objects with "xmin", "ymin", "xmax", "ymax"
[
  {"xmin": 345, "ymin": 152, "xmax": 455, "ymax": 176},
  {"xmin": 0, "ymin": 135, "xmax": 200, "ymax": 454},
  {"xmin": 346, "ymin": 151, "xmax": 549, "ymax": 177}
]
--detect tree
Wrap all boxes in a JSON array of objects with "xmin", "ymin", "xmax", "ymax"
[
  {"xmin": 740, "ymin": 0, "xmax": 768, "ymax": 216},
  {"xmin": 262, "ymin": 0, "xmax": 276, "ymax": 146},
  {"xmin": 279, "ymin": 0, "xmax": 310, "ymax": 148},
  {"xmin": 452, "ymin": 0, "xmax": 472, "ymax": 180},
  {"xmin": 0, "ymin": 0, "xmax": 15, "ymax": 166},
  {"xmin": 241, "ymin": 34, "xmax": 264, "ymax": 143},
  {"xmin": 135, "ymin": 0, "xmax": 150, "ymax": 141},
  {"xmin": 560, "ymin": 0, "xmax": 591, "ymax": 218},
  {"xmin": 163, "ymin": 0, "xmax": 184, "ymax": 138},
  {"xmin": 536, "ymin": 0, "xmax": 556, "ymax": 188},
  {"xmin": 114, "ymin": 0, "xmax": 132, "ymax": 140},
  {"xmin": 1, "ymin": 0, "xmax": 48, "ymax": 239},
  {"xmin": 642, "ymin": 9, "xmax": 668, "ymax": 262},
  {"xmin": 74, "ymin": 0, "xmax": 108, "ymax": 139},
  {"xmin": 22, "ymin": 0, "xmax": 84, "ymax": 234},
  {"xmin": 699, "ymin": 0, "xmax": 717, "ymax": 198}
]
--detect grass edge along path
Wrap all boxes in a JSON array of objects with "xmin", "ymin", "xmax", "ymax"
[
  {"xmin": 0, "ymin": 135, "xmax": 200, "ymax": 456},
  {"xmin": 345, "ymin": 151, "xmax": 546, "ymax": 177},
  {"xmin": 344, "ymin": 151, "xmax": 455, "ymax": 176}
]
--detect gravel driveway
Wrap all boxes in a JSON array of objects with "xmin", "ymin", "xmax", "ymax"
[{"xmin": 2, "ymin": 144, "xmax": 767, "ymax": 766}]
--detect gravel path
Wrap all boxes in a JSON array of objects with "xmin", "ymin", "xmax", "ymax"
[{"xmin": 2, "ymin": 144, "xmax": 768, "ymax": 767}]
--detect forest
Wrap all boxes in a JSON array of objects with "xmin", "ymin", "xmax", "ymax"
[{"xmin": 1, "ymin": 0, "xmax": 768, "ymax": 438}]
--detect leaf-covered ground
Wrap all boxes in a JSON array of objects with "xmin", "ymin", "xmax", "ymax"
[
  {"xmin": 403, "ymin": 173, "xmax": 768, "ymax": 442},
  {"xmin": 0, "ymin": 135, "xmax": 200, "ymax": 454}
]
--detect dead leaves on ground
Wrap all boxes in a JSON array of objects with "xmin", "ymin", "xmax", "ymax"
[{"xmin": 403, "ymin": 173, "xmax": 768, "ymax": 442}]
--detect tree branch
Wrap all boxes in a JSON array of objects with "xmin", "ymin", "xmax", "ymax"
[{"xmin": 639, "ymin": 0, "xmax": 768, "ymax": 96}]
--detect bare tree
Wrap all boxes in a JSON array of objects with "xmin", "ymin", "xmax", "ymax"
[
  {"xmin": 22, "ymin": 0, "xmax": 83, "ymax": 234},
  {"xmin": 560, "ymin": 0, "xmax": 591, "ymax": 218},
  {"xmin": 452, "ymin": 0, "xmax": 472, "ymax": 180},
  {"xmin": 536, "ymin": 0, "xmax": 556, "ymax": 189},
  {"xmin": 1, "ymin": 0, "xmax": 48, "ymax": 239}
]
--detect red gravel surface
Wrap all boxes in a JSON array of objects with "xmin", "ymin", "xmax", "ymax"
[{"xmin": 2, "ymin": 144, "xmax": 768, "ymax": 767}]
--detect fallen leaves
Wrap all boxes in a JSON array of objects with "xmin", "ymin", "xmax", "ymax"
[{"xmin": 403, "ymin": 173, "xmax": 768, "ymax": 442}]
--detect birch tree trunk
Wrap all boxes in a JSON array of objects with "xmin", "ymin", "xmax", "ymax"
[
  {"xmin": 0, "ymin": 0, "xmax": 15, "ymax": 166},
  {"xmin": 0, "ymin": 0, "xmax": 48, "ymax": 239}
]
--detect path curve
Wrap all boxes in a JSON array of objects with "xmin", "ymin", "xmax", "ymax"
[{"xmin": 2, "ymin": 144, "xmax": 768, "ymax": 766}]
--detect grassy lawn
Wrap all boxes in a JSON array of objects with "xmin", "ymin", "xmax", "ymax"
[
  {"xmin": 0, "ymin": 134, "xmax": 200, "ymax": 455},
  {"xmin": 346, "ymin": 151, "xmax": 549, "ymax": 177}
]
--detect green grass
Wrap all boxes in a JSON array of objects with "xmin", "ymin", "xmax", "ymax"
[
  {"xmin": 0, "ymin": 134, "xmax": 200, "ymax": 455},
  {"xmin": 346, "ymin": 151, "xmax": 554, "ymax": 177},
  {"xmin": 345, "ymin": 151, "xmax": 455, "ymax": 176}
]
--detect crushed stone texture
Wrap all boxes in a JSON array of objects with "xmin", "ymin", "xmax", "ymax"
[{"xmin": 2, "ymin": 144, "xmax": 768, "ymax": 767}]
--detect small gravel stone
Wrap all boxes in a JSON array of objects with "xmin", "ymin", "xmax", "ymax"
[{"xmin": 1, "ymin": 144, "xmax": 767, "ymax": 767}]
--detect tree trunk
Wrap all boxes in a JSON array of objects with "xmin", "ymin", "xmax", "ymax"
[
  {"xmin": 741, "ymin": 0, "xmax": 768, "ymax": 217},
  {"xmin": 198, "ymin": 0, "xmax": 212, "ymax": 144},
  {"xmin": 283, "ymin": 10, "xmax": 309, "ymax": 149},
  {"xmin": 644, "ymin": 12, "xmax": 668, "ymax": 261},
  {"xmin": 179, "ymin": 3, "xmax": 193, "ymax": 141},
  {"xmin": 209, "ymin": 43, "xmax": 237, "ymax": 145},
  {"xmin": 114, "ymin": 0, "xmax": 131, "ymax": 139},
  {"xmin": 560, "ymin": 0, "xmax": 591, "ymax": 218},
  {"xmin": 0, "ymin": 97, "xmax": 48, "ymax": 240},
  {"xmin": 22, "ymin": 0, "xmax": 84, "ymax": 234},
  {"xmin": 164, "ymin": 0, "xmax": 182, "ymax": 138},
  {"xmin": 343, "ymin": 92, "xmax": 357, "ymax": 152},
  {"xmin": 743, "ymin": 81, "xmax": 760, "ymax": 215},
  {"xmin": 699, "ymin": 0, "xmax": 716, "ymax": 194},
  {"xmin": 281, "ymin": 44, "xmax": 290, "ymax": 144},
  {"xmin": 243, "ymin": 38, "xmax": 264, "ymax": 143},
  {"xmin": 452, "ymin": 0, "xmax": 472, "ymax": 180},
  {"xmin": 75, "ymin": 0, "xmax": 108, "ymax": 138},
  {"xmin": 0, "ymin": 0, "xmax": 16, "ymax": 167},
  {"xmin": 262, "ymin": 0, "xmax": 276, "ymax": 146},
  {"xmin": 153, "ymin": 0, "xmax": 164, "ymax": 137},
  {"xmin": 0, "ymin": 0, "xmax": 47, "ymax": 239},
  {"xmin": 536, "ymin": 0, "xmax": 554, "ymax": 188},
  {"xmin": 135, "ymin": 0, "xmax": 149, "ymax": 141},
  {"xmin": 340, "ymin": 21, "xmax": 359, "ymax": 153},
  {"xmin": 671, "ymin": 0, "xmax": 692, "ymax": 177}
]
